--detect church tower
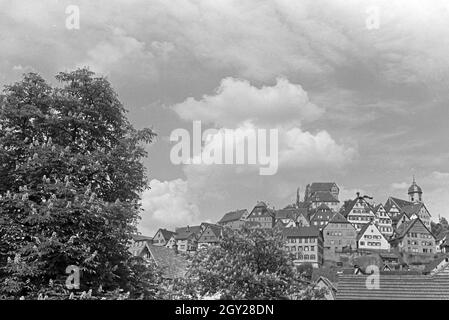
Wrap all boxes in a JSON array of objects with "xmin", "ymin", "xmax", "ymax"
[{"xmin": 408, "ymin": 176, "xmax": 423, "ymax": 203}]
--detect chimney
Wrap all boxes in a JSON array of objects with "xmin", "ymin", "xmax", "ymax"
[
  {"xmin": 186, "ymin": 225, "xmax": 190, "ymax": 232},
  {"xmin": 356, "ymin": 192, "xmax": 360, "ymax": 198}
]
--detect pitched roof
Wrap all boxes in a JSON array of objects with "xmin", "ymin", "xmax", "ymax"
[
  {"xmin": 373, "ymin": 204, "xmax": 386, "ymax": 214},
  {"xmin": 356, "ymin": 222, "xmax": 383, "ymax": 241},
  {"xmin": 155, "ymin": 228, "xmax": 176, "ymax": 240},
  {"xmin": 255, "ymin": 201, "xmax": 268, "ymax": 207},
  {"xmin": 394, "ymin": 218, "xmax": 415, "ymax": 238},
  {"xmin": 309, "ymin": 191, "xmax": 339, "ymax": 203},
  {"xmin": 281, "ymin": 226, "xmax": 321, "ymax": 238},
  {"xmin": 275, "ymin": 207, "xmax": 308, "ymax": 221},
  {"xmin": 147, "ymin": 244, "xmax": 189, "ymax": 279},
  {"xmin": 218, "ymin": 209, "xmax": 247, "ymax": 224},
  {"xmin": 248, "ymin": 201, "xmax": 276, "ymax": 218},
  {"xmin": 391, "ymin": 211, "xmax": 407, "ymax": 224},
  {"xmin": 386, "ymin": 197, "xmax": 414, "ymax": 211},
  {"xmin": 342, "ymin": 197, "xmax": 374, "ymax": 217},
  {"xmin": 128, "ymin": 243, "xmax": 151, "ymax": 258},
  {"xmin": 310, "ymin": 182, "xmax": 337, "ymax": 193},
  {"xmin": 198, "ymin": 224, "xmax": 222, "ymax": 242},
  {"xmin": 314, "ymin": 276, "xmax": 337, "ymax": 293},
  {"xmin": 356, "ymin": 223, "xmax": 370, "ymax": 241},
  {"xmin": 175, "ymin": 225, "xmax": 202, "ymax": 240},
  {"xmin": 401, "ymin": 203, "xmax": 424, "ymax": 218},
  {"xmin": 424, "ymin": 255, "xmax": 449, "ymax": 274},
  {"xmin": 310, "ymin": 210, "xmax": 334, "ymax": 224},
  {"xmin": 336, "ymin": 274, "xmax": 449, "ymax": 300},
  {"xmin": 309, "ymin": 203, "xmax": 332, "ymax": 217},
  {"xmin": 393, "ymin": 218, "xmax": 434, "ymax": 241},
  {"xmin": 131, "ymin": 234, "xmax": 153, "ymax": 242},
  {"xmin": 328, "ymin": 212, "xmax": 350, "ymax": 224},
  {"xmin": 341, "ymin": 199, "xmax": 357, "ymax": 217}
]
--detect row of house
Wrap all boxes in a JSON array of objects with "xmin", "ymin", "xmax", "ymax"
[
  {"xmin": 154, "ymin": 223, "xmax": 223, "ymax": 253},
  {"xmin": 130, "ymin": 179, "xmax": 442, "ymax": 273},
  {"xmin": 216, "ymin": 179, "xmax": 441, "ymax": 268},
  {"xmin": 127, "ymin": 223, "xmax": 225, "ymax": 278}
]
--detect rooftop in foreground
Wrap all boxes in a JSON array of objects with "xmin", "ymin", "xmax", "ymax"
[{"xmin": 336, "ymin": 274, "xmax": 449, "ymax": 300}]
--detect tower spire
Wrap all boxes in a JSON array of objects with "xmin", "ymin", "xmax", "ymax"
[
  {"xmin": 296, "ymin": 187, "xmax": 300, "ymax": 208},
  {"xmin": 408, "ymin": 175, "xmax": 423, "ymax": 203}
]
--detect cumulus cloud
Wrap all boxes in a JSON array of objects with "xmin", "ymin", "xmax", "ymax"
[
  {"xmin": 171, "ymin": 77, "xmax": 356, "ymax": 173},
  {"xmin": 172, "ymin": 77, "xmax": 323, "ymax": 128},
  {"xmin": 139, "ymin": 179, "xmax": 201, "ymax": 235},
  {"xmin": 279, "ymin": 128, "xmax": 357, "ymax": 168},
  {"xmin": 165, "ymin": 76, "xmax": 358, "ymax": 220}
]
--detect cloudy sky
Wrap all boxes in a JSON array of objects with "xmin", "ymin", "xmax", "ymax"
[{"xmin": 2, "ymin": 0, "xmax": 449, "ymax": 235}]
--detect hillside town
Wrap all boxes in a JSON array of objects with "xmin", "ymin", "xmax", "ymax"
[{"xmin": 131, "ymin": 178, "xmax": 449, "ymax": 300}]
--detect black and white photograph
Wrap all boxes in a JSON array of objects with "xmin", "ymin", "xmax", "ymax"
[{"xmin": 1, "ymin": 0, "xmax": 449, "ymax": 310}]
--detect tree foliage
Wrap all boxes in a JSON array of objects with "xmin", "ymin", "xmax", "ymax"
[
  {"xmin": 431, "ymin": 216, "xmax": 449, "ymax": 238},
  {"xmin": 182, "ymin": 227, "xmax": 326, "ymax": 300},
  {"xmin": 0, "ymin": 69, "xmax": 156, "ymax": 299}
]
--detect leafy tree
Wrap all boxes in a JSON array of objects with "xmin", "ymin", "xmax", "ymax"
[
  {"xmin": 440, "ymin": 217, "xmax": 449, "ymax": 228},
  {"xmin": 431, "ymin": 217, "xmax": 449, "ymax": 238},
  {"xmin": 0, "ymin": 69, "xmax": 156, "ymax": 299},
  {"xmin": 182, "ymin": 227, "xmax": 325, "ymax": 300},
  {"xmin": 296, "ymin": 263, "xmax": 313, "ymax": 280}
]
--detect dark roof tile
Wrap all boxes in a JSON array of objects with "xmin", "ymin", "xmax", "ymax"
[
  {"xmin": 336, "ymin": 274, "xmax": 449, "ymax": 300},
  {"xmin": 281, "ymin": 226, "xmax": 321, "ymax": 238},
  {"xmin": 218, "ymin": 209, "xmax": 247, "ymax": 224},
  {"xmin": 175, "ymin": 225, "xmax": 202, "ymax": 240}
]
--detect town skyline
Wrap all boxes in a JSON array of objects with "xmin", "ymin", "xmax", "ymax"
[{"xmin": 143, "ymin": 177, "xmax": 435, "ymax": 236}]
